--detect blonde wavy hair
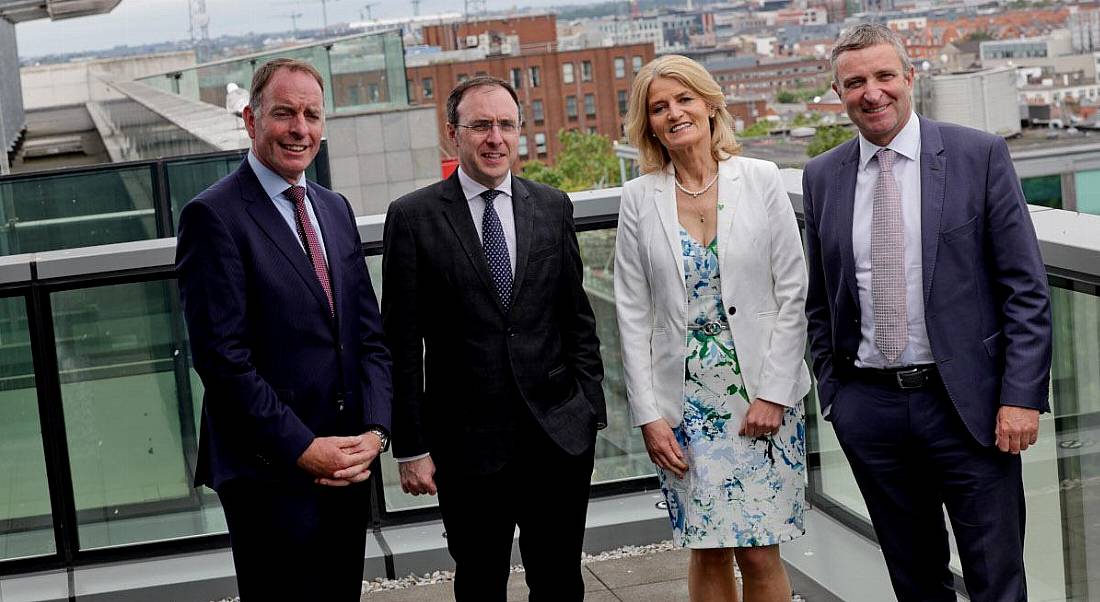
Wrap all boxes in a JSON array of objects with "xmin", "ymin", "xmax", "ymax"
[{"xmin": 625, "ymin": 55, "xmax": 741, "ymax": 174}]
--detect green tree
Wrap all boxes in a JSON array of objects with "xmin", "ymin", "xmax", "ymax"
[
  {"xmin": 964, "ymin": 30, "xmax": 994, "ymax": 42},
  {"xmin": 737, "ymin": 119, "xmax": 773, "ymax": 138},
  {"xmin": 520, "ymin": 159, "xmax": 564, "ymax": 189},
  {"xmin": 521, "ymin": 130, "xmax": 622, "ymax": 192},
  {"xmin": 806, "ymin": 125, "xmax": 855, "ymax": 158},
  {"xmin": 777, "ymin": 90, "xmax": 798, "ymax": 104}
]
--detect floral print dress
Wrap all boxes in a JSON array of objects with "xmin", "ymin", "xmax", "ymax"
[{"xmin": 656, "ymin": 227, "xmax": 806, "ymax": 548}]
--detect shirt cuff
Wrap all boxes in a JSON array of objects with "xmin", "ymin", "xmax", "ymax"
[{"xmin": 395, "ymin": 452, "xmax": 431, "ymax": 463}]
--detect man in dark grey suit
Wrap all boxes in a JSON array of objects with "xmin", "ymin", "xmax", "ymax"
[{"xmin": 382, "ymin": 76, "xmax": 606, "ymax": 601}]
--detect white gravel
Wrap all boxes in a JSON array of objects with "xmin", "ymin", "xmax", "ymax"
[{"xmin": 212, "ymin": 540, "xmax": 809, "ymax": 599}]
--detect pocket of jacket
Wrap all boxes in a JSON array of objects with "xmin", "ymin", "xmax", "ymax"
[
  {"xmin": 755, "ymin": 310, "xmax": 779, "ymax": 319},
  {"xmin": 943, "ymin": 216, "xmax": 978, "ymax": 243}
]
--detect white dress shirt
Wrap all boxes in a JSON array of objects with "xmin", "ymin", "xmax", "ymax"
[
  {"xmin": 458, "ymin": 166, "xmax": 517, "ymax": 271},
  {"xmin": 852, "ymin": 113, "xmax": 933, "ymax": 368},
  {"xmin": 395, "ymin": 167, "xmax": 517, "ymax": 464}
]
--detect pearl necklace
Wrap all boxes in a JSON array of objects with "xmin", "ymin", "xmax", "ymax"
[{"xmin": 675, "ymin": 172, "xmax": 719, "ymax": 198}]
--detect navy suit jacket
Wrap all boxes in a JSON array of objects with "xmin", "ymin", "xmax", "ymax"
[
  {"xmin": 802, "ymin": 116, "xmax": 1052, "ymax": 446},
  {"xmin": 176, "ymin": 159, "xmax": 392, "ymax": 490}
]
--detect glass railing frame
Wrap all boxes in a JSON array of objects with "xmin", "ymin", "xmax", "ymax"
[{"xmin": 0, "ymin": 181, "xmax": 1096, "ymax": 584}]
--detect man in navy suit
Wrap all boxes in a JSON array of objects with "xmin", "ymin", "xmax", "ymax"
[
  {"xmin": 803, "ymin": 25, "xmax": 1051, "ymax": 601},
  {"xmin": 176, "ymin": 58, "xmax": 392, "ymax": 601}
]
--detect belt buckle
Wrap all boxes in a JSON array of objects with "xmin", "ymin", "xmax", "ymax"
[
  {"xmin": 701, "ymin": 322, "xmax": 722, "ymax": 336},
  {"xmin": 894, "ymin": 368, "xmax": 925, "ymax": 389}
]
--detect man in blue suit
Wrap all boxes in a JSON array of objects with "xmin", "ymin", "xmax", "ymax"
[
  {"xmin": 176, "ymin": 58, "xmax": 392, "ymax": 601},
  {"xmin": 803, "ymin": 24, "xmax": 1052, "ymax": 601}
]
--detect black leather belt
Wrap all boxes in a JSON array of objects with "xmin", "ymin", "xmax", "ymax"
[{"xmin": 853, "ymin": 365, "xmax": 939, "ymax": 390}]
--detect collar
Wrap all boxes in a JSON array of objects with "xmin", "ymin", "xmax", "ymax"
[
  {"xmin": 457, "ymin": 166, "xmax": 513, "ymax": 201},
  {"xmin": 248, "ymin": 150, "xmax": 307, "ymax": 199},
  {"xmin": 858, "ymin": 112, "xmax": 921, "ymax": 170}
]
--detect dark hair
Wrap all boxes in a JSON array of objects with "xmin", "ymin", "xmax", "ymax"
[
  {"xmin": 830, "ymin": 23, "xmax": 913, "ymax": 87},
  {"xmin": 444, "ymin": 76, "xmax": 521, "ymax": 125},
  {"xmin": 249, "ymin": 58, "xmax": 325, "ymax": 111}
]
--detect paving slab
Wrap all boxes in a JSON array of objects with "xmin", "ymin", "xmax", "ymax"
[{"xmin": 584, "ymin": 548, "xmax": 690, "ymax": 589}]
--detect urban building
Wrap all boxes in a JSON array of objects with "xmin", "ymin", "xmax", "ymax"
[
  {"xmin": 420, "ymin": 14, "xmax": 557, "ymax": 52},
  {"xmin": 916, "ymin": 66, "xmax": 1021, "ymax": 137},
  {"xmin": 706, "ymin": 56, "xmax": 831, "ymax": 98},
  {"xmin": 406, "ymin": 42, "xmax": 656, "ymax": 166}
]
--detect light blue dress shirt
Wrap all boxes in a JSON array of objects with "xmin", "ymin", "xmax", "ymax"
[{"xmin": 247, "ymin": 151, "xmax": 328, "ymax": 264}]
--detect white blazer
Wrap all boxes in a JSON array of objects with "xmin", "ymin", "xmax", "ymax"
[{"xmin": 614, "ymin": 156, "xmax": 812, "ymax": 428}]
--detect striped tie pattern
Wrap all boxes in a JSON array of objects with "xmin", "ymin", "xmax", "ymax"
[{"xmin": 871, "ymin": 149, "xmax": 906, "ymax": 363}]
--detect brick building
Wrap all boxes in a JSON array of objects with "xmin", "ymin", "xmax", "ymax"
[
  {"xmin": 420, "ymin": 14, "xmax": 557, "ymax": 52},
  {"xmin": 709, "ymin": 57, "xmax": 831, "ymax": 97},
  {"xmin": 407, "ymin": 42, "xmax": 656, "ymax": 167}
]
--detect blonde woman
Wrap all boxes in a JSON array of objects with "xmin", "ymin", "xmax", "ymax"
[{"xmin": 614, "ymin": 55, "xmax": 810, "ymax": 601}]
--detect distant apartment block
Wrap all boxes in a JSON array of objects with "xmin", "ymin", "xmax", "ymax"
[
  {"xmin": 420, "ymin": 14, "xmax": 557, "ymax": 52},
  {"xmin": 1068, "ymin": 6, "xmax": 1100, "ymax": 53},
  {"xmin": 981, "ymin": 31, "xmax": 1073, "ymax": 62},
  {"xmin": 406, "ymin": 42, "xmax": 656, "ymax": 166},
  {"xmin": 707, "ymin": 56, "xmax": 831, "ymax": 97}
]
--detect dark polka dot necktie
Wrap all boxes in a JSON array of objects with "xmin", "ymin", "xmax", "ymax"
[{"xmin": 480, "ymin": 189, "xmax": 513, "ymax": 312}]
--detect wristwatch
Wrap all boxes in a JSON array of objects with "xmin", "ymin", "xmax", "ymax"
[{"xmin": 367, "ymin": 427, "xmax": 390, "ymax": 453}]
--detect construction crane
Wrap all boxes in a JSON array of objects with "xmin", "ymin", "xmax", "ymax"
[
  {"xmin": 278, "ymin": 0, "xmax": 342, "ymax": 34},
  {"xmin": 360, "ymin": 2, "xmax": 377, "ymax": 21},
  {"xmin": 411, "ymin": 0, "xmax": 420, "ymax": 17},
  {"xmin": 282, "ymin": 11, "xmax": 304, "ymax": 35}
]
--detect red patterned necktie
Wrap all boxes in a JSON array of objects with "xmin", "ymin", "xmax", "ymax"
[
  {"xmin": 285, "ymin": 185, "xmax": 334, "ymax": 315},
  {"xmin": 871, "ymin": 149, "xmax": 906, "ymax": 362}
]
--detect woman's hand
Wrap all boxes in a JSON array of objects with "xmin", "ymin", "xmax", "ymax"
[
  {"xmin": 740, "ymin": 398, "xmax": 784, "ymax": 438},
  {"xmin": 641, "ymin": 419, "xmax": 689, "ymax": 478}
]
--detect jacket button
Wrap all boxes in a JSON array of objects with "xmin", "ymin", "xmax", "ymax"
[{"xmin": 727, "ymin": 306, "xmax": 736, "ymax": 315}]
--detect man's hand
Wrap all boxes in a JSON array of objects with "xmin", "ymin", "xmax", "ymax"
[
  {"xmin": 740, "ymin": 398, "xmax": 784, "ymax": 438},
  {"xmin": 995, "ymin": 406, "xmax": 1040, "ymax": 454},
  {"xmin": 641, "ymin": 419, "xmax": 688, "ymax": 479},
  {"xmin": 399, "ymin": 456, "xmax": 437, "ymax": 496},
  {"xmin": 297, "ymin": 434, "xmax": 380, "ymax": 487}
]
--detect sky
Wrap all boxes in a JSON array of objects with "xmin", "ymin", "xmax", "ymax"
[{"xmin": 16, "ymin": 0, "xmax": 589, "ymax": 58}]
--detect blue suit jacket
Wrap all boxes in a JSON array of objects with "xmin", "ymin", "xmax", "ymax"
[
  {"xmin": 802, "ymin": 116, "xmax": 1052, "ymax": 446},
  {"xmin": 176, "ymin": 159, "xmax": 392, "ymax": 490}
]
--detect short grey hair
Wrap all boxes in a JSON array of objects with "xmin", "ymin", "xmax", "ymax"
[{"xmin": 830, "ymin": 23, "xmax": 913, "ymax": 87}]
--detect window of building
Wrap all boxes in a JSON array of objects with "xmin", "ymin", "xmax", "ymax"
[
  {"xmin": 423, "ymin": 77, "xmax": 434, "ymax": 98},
  {"xmin": 563, "ymin": 62, "xmax": 575, "ymax": 84},
  {"xmin": 475, "ymin": 70, "xmax": 487, "ymax": 77},
  {"xmin": 582, "ymin": 60, "xmax": 593, "ymax": 81},
  {"xmin": 519, "ymin": 135, "xmax": 529, "ymax": 158},
  {"xmin": 566, "ymin": 95, "xmax": 578, "ymax": 120},
  {"xmin": 535, "ymin": 132, "xmax": 547, "ymax": 156},
  {"xmin": 528, "ymin": 66, "xmax": 541, "ymax": 87},
  {"xmin": 633, "ymin": 55, "xmax": 643, "ymax": 73},
  {"xmin": 532, "ymin": 99, "xmax": 545, "ymax": 124},
  {"xmin": 614, "ymin": 57, "xmax": 626, "ymax": 78},
  {"xmin": 584, "ymin": 93, "xmax": 596, "ymax": 117},
  {"xmin": 368, "ymin": 83, "xmax": 380, "ymax": 103},
  {"xmin": 458, "ymin": 73, "xmax": 469, "ymax": 83},
  {"xmin": 511, "ymin": 68, "xmax": 523, "ymax": 90},
  {"xmin": 617, "ymin": 90, "xmax": 628, "ymax": 115},
  {"xmin": 407, "ymin": 79, "xmax": 414, "ymax": 99}
]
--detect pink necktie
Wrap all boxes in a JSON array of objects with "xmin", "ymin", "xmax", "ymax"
[
  {"xmin": 286, "ymin": 185, "xmax": 333, "ymax": 315},
  {"xmin": 871, "ymin": 149, "xmax": 906, "ymax": 363}
]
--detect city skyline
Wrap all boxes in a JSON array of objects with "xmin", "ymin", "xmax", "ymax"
[{"xmin": 15, "ymin": 0, "xmax": 590, "ymax": 58}]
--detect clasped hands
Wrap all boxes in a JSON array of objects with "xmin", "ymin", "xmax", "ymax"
[
  {"xmin": 296, "ymin": 431, "xmax": 385, "ymax": 486},
  {"xmin": 641, "ymin": 398, "xmax": 784, "ymax": 479}
]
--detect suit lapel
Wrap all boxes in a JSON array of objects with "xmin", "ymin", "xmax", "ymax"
[
  {"xmin": 715, "ymin": 160, "xmax": 741, "ymax": 272},
  {"xmin": 239, "ymin": 161, "xmax": 331, "ymax": 312},
  {"xmin": 654, "ymin": 165, "xmax": 685, "ymax": 291},
  {"xmin": 918, "ymin": 116, "xmax": 946, "ymax": 304},
  {"xmin": 835, "ymin": 141, "xmax": 861, "ymax": 305},
  {"xmin": 509, "ymin": 175, "xmax": 534, "ymax": 305},
  {"xmin": 438, "ymin": 173, "xmax": 507, "ymax": 313}
]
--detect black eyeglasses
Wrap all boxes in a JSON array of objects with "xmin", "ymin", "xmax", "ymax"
[{"xmin": 453, "ymin": 119, "xmax": 522, "ymax": 134}]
